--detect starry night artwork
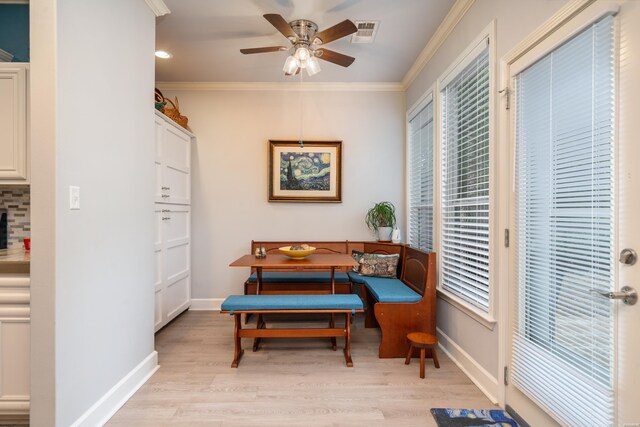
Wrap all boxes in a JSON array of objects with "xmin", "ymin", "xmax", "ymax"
[
  {"xmin": 268, "ymin": 140, "xmax": 342, "ymax": 203},
  {"xmin": 280, "ymin": 151, "xmax": 331, "ymax": 191}
]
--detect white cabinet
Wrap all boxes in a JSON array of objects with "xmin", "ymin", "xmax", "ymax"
[
  {"xmin": 0, "ymin": 64, "xmax": 28, "ymax": 183},
  {"xmin": 155, "ymin": 114, "xmax": 191, "ymax": 205},
  {"xmin": 0, "ymin": 274, "xmax": 30, "ymax": 417},
  {"xmin": 154, "ymin": 111, "xmax": 194, "ymax": 332}
]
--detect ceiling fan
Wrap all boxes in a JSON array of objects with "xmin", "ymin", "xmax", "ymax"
[{"xmin": 240, "ymin": 14, "xmax": 358, "ymax": 76}]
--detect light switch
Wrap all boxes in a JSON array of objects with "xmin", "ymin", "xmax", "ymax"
[{"xmin": 69, "ymin": 186, "xmax": 80, "ymax": 210}]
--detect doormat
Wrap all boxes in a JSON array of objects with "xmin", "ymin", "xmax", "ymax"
[{"xmin": 431, "ymin": 408, "xmax": 518, "ymax": 427}]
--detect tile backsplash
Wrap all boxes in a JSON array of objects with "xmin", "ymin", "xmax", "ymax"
[{"xmin": 0, "ymin": 186, "xmax": 30, "ymax": 249}]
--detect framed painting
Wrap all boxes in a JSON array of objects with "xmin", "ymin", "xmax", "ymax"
[{"xmin": 268, "ymin": 140, "xmax": 342, "ymax": 203}]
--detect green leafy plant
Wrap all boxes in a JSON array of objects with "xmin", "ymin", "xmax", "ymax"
[{"xmin": 365, "ymin": 201, "xmax": 397, "ymax": 232}]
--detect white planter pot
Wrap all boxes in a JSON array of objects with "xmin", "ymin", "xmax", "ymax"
[{"xmin": 377, "ymin": 227, "xmax": 393, "ymax": 242}]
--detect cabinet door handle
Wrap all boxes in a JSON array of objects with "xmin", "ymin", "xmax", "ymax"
[
  {"xmin": 162, "ymin": 209, "xmax": 170, "ymax": 212},
  {"xmin": 161, "ymin": 186, "xmax": 170, "ymax": 190},
  {"xmin": 161, "ymin": 195, "xmax": 170, "ymax": 198},
  {"xmin": 162, "ymin": 217, "xmax": 171, "ymax": 221}
]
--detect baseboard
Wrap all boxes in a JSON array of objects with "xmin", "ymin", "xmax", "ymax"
[
  {"xmin": 436, "ymin": 327, "xmax": 499, "ymax": 404},
  {"xmin": 70, "ymin": 351, "xmax": 159, "ymax": 427},
  {"xmin": 189, "ymin": 298, "xmax": 223, "ymax": 311}
]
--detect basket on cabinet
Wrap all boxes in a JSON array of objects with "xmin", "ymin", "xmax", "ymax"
[{"xmin": 161, "ymin": 96, "xmax": 189, "ymax": 129}]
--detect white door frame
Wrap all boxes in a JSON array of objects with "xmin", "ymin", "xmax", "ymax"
[{"xmin": 498, "ymin": 0, "xmax": 640, "ymax": 425}]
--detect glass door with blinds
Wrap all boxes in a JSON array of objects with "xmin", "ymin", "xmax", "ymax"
[{"xmin": 505, "ymin": 3, "xmax": 640, "ymax": 426}]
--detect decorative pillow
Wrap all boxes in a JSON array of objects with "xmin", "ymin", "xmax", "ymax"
[
  {"xmin": 351, "ymin": 250, "xmax": 365, "ymax": 273},
  {"xmin": 359, "ymin": 253, "xmax": 400, "ymax": 278}
]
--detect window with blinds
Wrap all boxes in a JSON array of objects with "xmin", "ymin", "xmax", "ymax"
[
  {"xmin": 408, "ymin": 98, "xmax": 434, "ymax": 252},
  {"xmin": 512, "ymin": 15, "xmax": 615, "ymax": 426},
  {"xmin": 440, "ymin": 39, "xmax": 491, "ymax": 311}
]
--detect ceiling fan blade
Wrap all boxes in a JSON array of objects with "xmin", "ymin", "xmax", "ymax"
[
  {"xmin": 315, "ymin": 48, "xmax": 355, "ymax": 67},
  {"xmin": 313, "ymin": 20, "xmax": 357, "ymax": 44},
  {"xmin": 263, "ymin": 14, "xmax": 298, "ymax": 40},
  {"xmin": 240, "ymin": 46, "xmax": 288, "ymax": 54}
]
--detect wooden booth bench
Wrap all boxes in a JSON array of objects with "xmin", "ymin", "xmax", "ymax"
[
  {"xmin": 239, "ymin": 241, "xmax": 436, "ymax": 361},
  {"xmin": 220, "ymin": 294, "xmax": 364, "ymax": 367},
  {"xmin": 349, "ymin": 247, "xmax": 437, "ymax": 359}
]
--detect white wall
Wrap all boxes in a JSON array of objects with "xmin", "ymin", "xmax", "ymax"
[
  {"xmin": 31, "ymin": 0, "xmax": 157, "ymax": 425},
  {"xmin": 406, "ymin": 0, "xmax": 572, "ymax": 400},
  {"xmin": 159, "ymin": 88, "xmax": 405, "ymax": 299}
]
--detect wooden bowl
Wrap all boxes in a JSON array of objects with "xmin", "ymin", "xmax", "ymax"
[{"xmin": 278, "ymin": 246, "xmax": 316, "ymax": 259}]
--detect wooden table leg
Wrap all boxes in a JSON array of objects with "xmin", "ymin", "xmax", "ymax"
[
  {"xmin": 253, "ymin": 313, "xmax": 265, "ymax": 352},
  {"xmin": 231, "ymin": 314, "xmax": 244, "ymax": 368},
  {"xmin": 256, "ymin": 267, "xmax": 263, "ymax": 295},
  {"xmin": 420, "ymin": 348, "xmax": 425, "ymax": 379},
  {"xmin": 253, "ymin": 267, "xmax": 264, "ymax": 351},
  {"xmin": 330, "ymin": 313, "xmax": 337, "ymax": 351},
  {"xmin": 329, "ymin": 267, "xmax": 337, "ymax": 350},
  {"xmin": 343, "ymin": 313, "xmax": 354, "ymax": 367}
]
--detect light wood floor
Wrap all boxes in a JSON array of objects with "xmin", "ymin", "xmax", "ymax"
[{"xmin": 107, "ymin": 311, "xmax": 495, "ymax": 426}]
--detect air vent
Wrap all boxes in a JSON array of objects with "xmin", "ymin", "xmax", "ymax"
[{"xmin": 351, "ymin": 21, "xmax": 379, "ymax": 44}]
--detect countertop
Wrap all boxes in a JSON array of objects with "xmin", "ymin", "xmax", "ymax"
[{"xmin": 0, "ymin": 248, "xmax": 30, "ymax": 274}]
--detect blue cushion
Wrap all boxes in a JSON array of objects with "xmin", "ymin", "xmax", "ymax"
[
  {"xmin": 362, "ymin": 277, "xmax": 421, "ymax": 303},
  {"xmin": 347, "ymin": 271, "xmax": 367, "ymax": 284},
  {"xmin": 221, "ymin": 294, "xmax": 364, "ymax": 314},
  {"xmin": 247, "ymin": 271, "xmax": 350, "ymax": 283}
]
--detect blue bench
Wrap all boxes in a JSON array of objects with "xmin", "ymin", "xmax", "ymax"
[
  {"xmin": 347, "ymin": 272, "xmax": 421, "ymax": 303},
  {"xmin": 220, "ymin": 294, "xmax": 364, "ymax": 368}
]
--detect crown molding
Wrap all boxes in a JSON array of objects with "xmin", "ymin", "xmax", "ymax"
[
  {"xmin": 502, "ymin": 0, "xmax": 596, "ymax": 65},
  {"xmin": 144, "ymin": 0, "xmax": 170, "ymax": 17},
  {"xmin": 401, "ymin": 0, "xmax": 476, "ymax": 89},
  {"xmin": 155, "ymin": 81, "xmax": 405, "ymax": 92}
]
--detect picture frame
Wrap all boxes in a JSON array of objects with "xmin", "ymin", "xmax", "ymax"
[{"xmin": 268, "ymin": 140, "xmax": 342, "ymax": 203}]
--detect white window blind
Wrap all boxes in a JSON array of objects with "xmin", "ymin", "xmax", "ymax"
[
  {"xmin": 512, "ymin": 15, "xmax": 615, "ymax": 427},
  {"xmin": 408, "ymin": 99, "xmax": 434, "ymax": 251},
  {"xmin": 440, "ymin": 39, "xmax": 490, "ymax": 311}
]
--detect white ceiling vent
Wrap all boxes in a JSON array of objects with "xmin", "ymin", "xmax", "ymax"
[{"xmin": 351, "ymin": 21, "xmax": 379, "ymax": 44}]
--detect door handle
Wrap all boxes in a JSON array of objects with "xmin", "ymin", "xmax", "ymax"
[{"xmin": 592, "ymin": 286, "xmax": 637, "ymax": 306}]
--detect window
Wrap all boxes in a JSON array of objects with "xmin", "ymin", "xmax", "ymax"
[
  {"xmin": 439, "ymin": 38, "xmax": 491, "ymax": 312},
  {"xmin": 511, "ymin": 14, "xmax": 615, "ymax": 426},
  {"xmin": 408, "ymin": 97, "xmax": 434, "ymax": 251}
]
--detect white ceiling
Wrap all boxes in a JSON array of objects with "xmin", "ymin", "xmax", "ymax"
[{"xmin": 155, "ymin": 0, "xmax": 455, "ymax": 83}]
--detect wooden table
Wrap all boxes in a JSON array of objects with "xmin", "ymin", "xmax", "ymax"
[
  {"xmin": 229, "ymin": 253, "xmax": 359, "ymax": 295},
  {"xmin": 229, "ymin": 253, "xmax": 359, "ymax": 351}
]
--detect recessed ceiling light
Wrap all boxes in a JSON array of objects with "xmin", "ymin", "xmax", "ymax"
[{"xmin": 155, "ymin": 50, "xmax": 172, "ymax": 59}]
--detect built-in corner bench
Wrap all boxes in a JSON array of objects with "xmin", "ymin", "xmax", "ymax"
[
  {"xmin": 350, "ymin": 247, "xmax": 436, "ymax": 358},
  {"xmin": 240, "ymin": 241, "xmax": 436, "ymax": 360}
]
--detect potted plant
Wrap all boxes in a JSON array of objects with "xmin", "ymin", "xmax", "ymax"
[{"xmin": 365, "ymin": 201, "xmax": 397, "ymax": 241}]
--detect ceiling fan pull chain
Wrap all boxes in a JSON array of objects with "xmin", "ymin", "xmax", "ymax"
[{"xmin": 299, "ymin": 71, "xmax": 304, "ymax": 149}]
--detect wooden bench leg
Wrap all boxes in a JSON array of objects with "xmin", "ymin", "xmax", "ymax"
[
  {"xmin": 420, "ymin": 348, "xmax": 425, "ymax": 379},
  {"xmin": 253, "ymin": 314, "xmax": 265, "ymax": 352},
  {"xmin": 343, "ymin": 313, "xmax": 354, "ymax": 367},
  {"xmin": 231, "ymin": 314, "xmax": 244, "ymax": 368}
]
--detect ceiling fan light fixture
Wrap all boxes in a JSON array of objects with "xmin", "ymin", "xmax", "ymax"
[
  {"xmin": 306, "ymin": 56, "xmax": 321, "ymax": 76},
  {"xmin": 283, "ymin": 55, "xmax": 300, "ymax": 75},
  {"xmin": 294, "ymin": 47, "xmax": 310, "ymax": 61}
]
